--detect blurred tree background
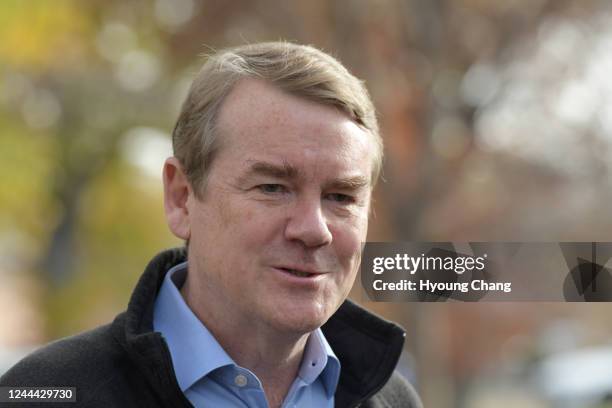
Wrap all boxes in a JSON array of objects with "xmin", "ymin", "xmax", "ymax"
[{"xmin": 3, "ymin": 0, "xmax": 612, "ymax": 407}]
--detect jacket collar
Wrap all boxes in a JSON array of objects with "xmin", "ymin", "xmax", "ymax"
[{"xmin": 113, "ymin": 248, "xmax": 405, "ymax": 408}]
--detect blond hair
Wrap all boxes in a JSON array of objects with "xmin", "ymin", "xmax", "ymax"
[{"xmin": 172, "ymin": 41, "xmax": 382, "ymax": 196}]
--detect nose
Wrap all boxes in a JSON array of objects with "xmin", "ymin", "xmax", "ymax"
[{"xmin": 284, "ymin": 196, "xmax": 332, "ymax": 248}]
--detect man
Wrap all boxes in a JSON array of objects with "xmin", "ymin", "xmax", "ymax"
[{"xmin": 1, "ymin": 42, "xmax": 422, "ymax": 407}]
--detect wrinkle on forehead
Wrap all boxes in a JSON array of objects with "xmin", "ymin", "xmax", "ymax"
[{"xmin": 218, "ymin": 78, "xmax": 366, "ymax": 141}]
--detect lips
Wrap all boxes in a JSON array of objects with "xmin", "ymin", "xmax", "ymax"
[
  {"xmin": 274, "ymin": 264, "xmax": 327, "ymax": 279},
  {"xmin": 278, "ymin": 267, "xmax": 315, "ymax": 278}
]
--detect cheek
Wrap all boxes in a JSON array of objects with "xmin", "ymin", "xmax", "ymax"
[
  {"xmin": 324, "ymin": 225, "xmax": 364, "ymax": 307},
  {"xmin": 216, "ymin": 199, "xmax": 283, "ymax": 254},
  {"xmin": 331, "ymin": 218, "xmax": 368, "ymax": 270}
]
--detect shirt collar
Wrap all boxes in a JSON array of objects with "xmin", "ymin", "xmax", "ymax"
[
  {"xmin": 300, "ymin": 328, "xmax": 341, "ymax": 397},
  {"xmin": 153, "ymin": 261, "xmax": 341, "ymax": 396},
  {"xmin": 153, "ymin": 261, "xmax": 234, "ymax": 391}
]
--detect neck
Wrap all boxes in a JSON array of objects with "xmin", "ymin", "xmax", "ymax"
[{"xmin": 181, "ymin": 278, "xmax": 309, "ymax": 407}]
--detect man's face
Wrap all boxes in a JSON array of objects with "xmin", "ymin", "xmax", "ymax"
[{"xmin": 185, "ymin": 78, "xmax": 375, "ymax": 334}]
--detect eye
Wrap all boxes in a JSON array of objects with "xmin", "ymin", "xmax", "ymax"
[
  {"xmin": 326, "ymin": 193, "xmax": 355, "ymax": 204},
  {"xmin": 258, "ymin": 184, "xmax": 287, "ymax": 194}
]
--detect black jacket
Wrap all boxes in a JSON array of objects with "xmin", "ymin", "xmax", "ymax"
[{"xmin": 0, "ymin": 248, "xmax": 422, "ymax": 408}]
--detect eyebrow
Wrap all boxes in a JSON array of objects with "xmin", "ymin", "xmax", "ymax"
[
  {"xmin": 246, "ymin": 160, "xmax": 299, "ymax": 180},
  {"xmin": 240, "ymin": 160, "xmax": 371, "ymax": 190},
  {"xmin": 325, "ymin": 176, "xmax": 370, "ymax": 191}
]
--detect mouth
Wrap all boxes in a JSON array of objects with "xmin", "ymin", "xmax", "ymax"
[{"xmin": 276, "ymin": 267, "xmax": 319, "ymax": 278}]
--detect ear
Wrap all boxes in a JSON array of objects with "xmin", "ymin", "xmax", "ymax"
[{"xmin": 163, "ymin": 157, "xmax": 192, "ymax": 240}]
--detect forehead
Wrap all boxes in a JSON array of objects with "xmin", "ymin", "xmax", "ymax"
[{"xmin": 215, "ymin": 78, "xmax": 375, "ymax": 180}]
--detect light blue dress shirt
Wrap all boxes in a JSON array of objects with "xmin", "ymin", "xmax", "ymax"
[{"xmin": 153, "ymin": 262, "xmax": 341, "ymax": 408}]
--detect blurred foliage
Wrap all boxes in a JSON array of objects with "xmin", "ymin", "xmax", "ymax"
[
  {"xmin": 0, "ymin": 0, "xmax": 92, "ymax": 69},
  {"xmin": 0, "ymin": 112, "xmax": 55, "ymax": 239},
  {"xmin": 0, "ymin": 0, "xmax": 181, "ymax": 338}
]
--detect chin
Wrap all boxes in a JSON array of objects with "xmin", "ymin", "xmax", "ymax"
[{"xmin": 268, "ymin": 303, "xmax": 332, "ymax": 334}]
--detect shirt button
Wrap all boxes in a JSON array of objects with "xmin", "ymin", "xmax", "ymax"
[{"xmin": 234, "ymin": 374, "xmax": 248, "ymax": 387}]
